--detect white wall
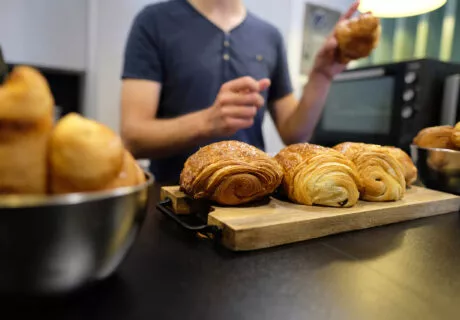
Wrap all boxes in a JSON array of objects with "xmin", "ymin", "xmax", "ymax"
[
  {"xmin": 0, "ymin": 0, "xmax": 87, "ymax": 71},
  {"xmin": 85, "ymin": 0, "xmax": 162, "ymax": 131}
]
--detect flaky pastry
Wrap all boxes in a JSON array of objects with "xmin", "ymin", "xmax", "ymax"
[
  {"xmin": 275, "ymin": 143, "xmax": 360, "ymax": 208},
  {"xmin": 180, "ymin": 141, "xmax": 283, "ymax": 205},
  {"xmin": 334, "ymin": 142, "xmax": 405, "ymax": 202},
  {"xmin": 49, "ymin": 113, "xmax": 126, "ymax": 193},
  {"xmin": 0, "ymin": 66, "xmax": 54, "ymax": 194},
  {"xmin": 335, "ymin": 12, "xmax": 381, "ymax": 64}
]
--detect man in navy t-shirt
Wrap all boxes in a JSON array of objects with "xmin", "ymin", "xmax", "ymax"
[{"xmin": 121, "ymin": 0, "xmax": 360, "ymax": 184}]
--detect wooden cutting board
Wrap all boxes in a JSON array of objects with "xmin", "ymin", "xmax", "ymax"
[{"xmin": 160, "ymin": 186, "xmax": 460, "ymax": 251}]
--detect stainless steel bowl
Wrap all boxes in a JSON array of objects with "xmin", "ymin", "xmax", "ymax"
[
  {"xmin": 0, "ymin": 173, "xmax": 153, "ymax": 295},
  {"xmin": 410, "ymin": 145, "xmax": 460, "ymax": 195}
]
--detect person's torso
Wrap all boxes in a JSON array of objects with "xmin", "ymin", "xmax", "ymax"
[{"xmin": 140, "ymin": 0, "xmax": 282, "ymax": 183}]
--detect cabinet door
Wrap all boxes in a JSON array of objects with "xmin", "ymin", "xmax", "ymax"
[{"xmin": 0, "ymin": 0, "xmax": 87, "ymax": 70}]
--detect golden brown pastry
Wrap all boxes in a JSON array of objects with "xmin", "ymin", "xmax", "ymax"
[
  {"xmin": 451, "ymin": 122, "xmax": 460, "ymax": 148},
  {"xmin": 112, "ymin": 151, "xmax": 146, "ymax": 188},
  {"xmin": 0, "ymin": 66, "xmax": 54, "ymax": 194},
  {"xmin": 413, "ymin": 125, "xmax": 456, "ymax": 149},
  {"xmin": 275, "ymin": 144, "xmax": 360, "ymax": 208},
  {"xmin": 50, "ymin": 113, "xmax": 125, "ymax": 194},
  {"xmin": 180, "ymin": 141, "xmax": 283, "ymax": 205},
  {"xmin": 335, "ymin": 12, "xmax": 381, "ymax": 64},
  {"xmin": 104, "ymin": 150, "xmax": 146, "ymax": 189},
  {"xmin": 334, "ymin": 142, "xmax": 405, "ymax": 202},
  {"xmin": 382, "ymin": 146, "xmax": 417, "ymax": 186}
]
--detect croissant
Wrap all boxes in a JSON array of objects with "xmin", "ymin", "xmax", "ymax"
[
  {"xmin": 275, "ymin": 144, "xmax": 360, "ymax": 208},
  {"xmin": 0, "ymin": 66, "xmax": 54, "ymax": 194},
  {"xmin": 333, "ymin": 142, "xmax": 406, "ymax": 202},
  {"xmin": 335, "ymin": 12, "xmax": 381, "ymax": 64},
  {"xmin": 50, "ymin": 113, "xmax": 126, "ymax": 194},
  {"xmin": 382, "ymin": 146, "xmax": 417, "ymax": 186},
  {"xmin": 180, "ymin": 141, "xmax": 283, "ymax": 205},
  {"xmin": 452, "ymin": 122, "xmax": 460, "ymax": 148},
  {"xmin": 413, "ymin": 125, "xmax": 456, "ymax": 149},
  {"xmin": 104, "ymin": 150, "xmax": 146, "ymax": 189}
]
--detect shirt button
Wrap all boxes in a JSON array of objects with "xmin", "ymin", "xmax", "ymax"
[
  {"xmin": 224, "ymin": 40, "xmax": 230, "ymax": 47},
  {"xmin": 223, "ymin": 54, "xmax": 230, "ymax": 61}
]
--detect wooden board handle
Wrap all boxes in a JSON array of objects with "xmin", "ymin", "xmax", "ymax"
[{"xmin": 160, "ymin": 186, "xmax": 193, "ymax": 215}]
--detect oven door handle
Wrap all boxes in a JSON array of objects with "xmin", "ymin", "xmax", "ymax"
[{"xmin": 334, "ymin": 68, "xmax": 386, "ymax": 82}]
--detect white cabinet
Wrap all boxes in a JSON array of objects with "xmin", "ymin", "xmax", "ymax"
[{"xmin": 0, "ymin": 0, "xmax": 88, "ymax": 71}]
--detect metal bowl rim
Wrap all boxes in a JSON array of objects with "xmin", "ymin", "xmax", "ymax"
[
  {"xmin": 410, "ymin": 144, "xmax": 460, "ymax": 155},
  {"xmin": 0, "ymin": 172, "xmax": 154, "ymax": 208}
]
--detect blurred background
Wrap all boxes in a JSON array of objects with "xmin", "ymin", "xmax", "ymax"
[{"xmin": 0, "ymin": 0, "xmax": 458, "ymax": 154}]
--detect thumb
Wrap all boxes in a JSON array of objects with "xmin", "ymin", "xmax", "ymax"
[
  {"xmin": 258, "ymin": 78, "xmax": 271, "ymax": 91},
  {"xmin": 324, "ymin": 36, "xmax": 338, "ymax": 52}
]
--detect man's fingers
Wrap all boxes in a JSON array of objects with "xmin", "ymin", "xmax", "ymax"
[
  {"xmin": 339, "ymin": 0, "xmax": 360, "ymax": 22},
  {"xmin": 258, "ymin": 78, "xmax": 271, "ymax": 91},
  {"xmin": 224, "ymin": 118, "xmax": 255, "ymax": 133},
  {"xmin": 323, "ymin": 36, "xmax": 338, "ymax": 52},
  {"xmin": 218, "ymin": 92, "xmax": 265, "ymax": 108},
  {"xmin": 221, "ymin": 106, "xmax": 258, "ymax": 119},
  {"xmin": 222, "ymin": 76, "xmax": 260, "ymax": 93}
]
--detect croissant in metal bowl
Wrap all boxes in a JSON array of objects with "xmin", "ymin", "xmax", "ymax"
[
  {"xmin": 413, "ymin": 125, "xmax": 456, "ymax": 150},
  {"xmin": 334, "ymin": 142, "xmax": 406, "ymax": 202},
  {"xmin": 275, "ymin": 143, "xmax": 361, "ymax": 208},
  {"xmin": 451, "ymin": 122, "xmax": 460, "ymax": 149},
  {"xmin": 180, "ymin": 141, "xmax": 283, "ymax": 205},
  {"xmin": 49, "ymin": 113, "xmax": 144, "ymax": 194},
  {"xmin": 0, "ymin": 66, "xmax": 54, "ymax": 194}
]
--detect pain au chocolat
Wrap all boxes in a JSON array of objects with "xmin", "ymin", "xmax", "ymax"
[
  {"xmin": 382, "ymin": 146, "xmax": 417, "ymax": 186},
  {"xmin": 275, "ymin": 143, "xmax": 361, "ymax": 208},
  {"xmin": 180, "ymin": 141, "xmax": 283, "ymax": 205},
  {"xmin": 0, "ymin": 66, "xmax": 54, "ymax": 194},
  {"xmin": 334, "ymin": 142, "xmax": 406, "ymax": 202}
]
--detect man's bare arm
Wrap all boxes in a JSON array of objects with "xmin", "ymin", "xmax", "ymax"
[
  {"xmin": 121, "ymin": 77, "xmax": 267, "ymax": 159},
  {"xmin": 271, "ymin": 1, "xmax": 360, "ymax": 145},
  {"xmin": 271, "ymin": 72, "xmax": 332, "ymax": 145},
  {"xmin": 121, "ymin": 80, "xmax": 209, "ymax": 158}
]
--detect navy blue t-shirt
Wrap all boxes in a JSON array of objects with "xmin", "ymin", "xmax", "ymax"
[{"xmin": 122, "ymin": 0, "xmax": 293, "ymax": 183}]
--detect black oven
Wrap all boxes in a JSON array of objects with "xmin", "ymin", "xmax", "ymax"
[{"xmin": 311, "ymin": 59, "xmax": 460, "ymax": 152}]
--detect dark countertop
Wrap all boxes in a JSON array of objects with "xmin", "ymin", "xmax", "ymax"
[{"xmin": 4, "ymin": 184, "xmax": 460, "ymax": 320}]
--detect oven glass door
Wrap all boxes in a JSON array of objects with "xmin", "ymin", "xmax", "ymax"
[{"xmin": 312, "ymin": 75, "xmax": 399, "ymax": 147}]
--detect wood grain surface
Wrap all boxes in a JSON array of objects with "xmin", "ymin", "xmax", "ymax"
[{"xmin": 160, "ymin": 186, "xmax": 460, "ymax": 251}]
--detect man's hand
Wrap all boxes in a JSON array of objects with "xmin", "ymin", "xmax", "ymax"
[
  {"xmin": 311, "ymin": 0, "xmax": 360, "ymax": 80},
  {"xmin": 203, "ymin": 76, "xmax": 271, "ymax": 137}
]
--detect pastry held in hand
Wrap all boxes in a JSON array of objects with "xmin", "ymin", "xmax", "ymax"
[
  {"xmin": 382, "ymin": 146, "xmax": 417, "ymax": 186},
  {"xmin": 334, "ymin": 142, "xmax": 406, "ymax": 202},
  {"xmin": 275, "ymin": 144, "xmax": 360, "ymax": 208},
  {"xmin": 50, "ymin": 113, "xmax": 125, "ymax": 193},
  {"xmin": 0, "ymin": 66, "xmax": 54, "ymax": 194},
  {"xmin": 180, "ymin": 141, "xmax": 283, "ymax": 205},
  {"xmin": 335, "ymin": 12, "xmax": 381, "ymax": 64}
]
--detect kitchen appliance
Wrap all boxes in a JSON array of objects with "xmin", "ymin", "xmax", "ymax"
[
  {"xmin": 158, "ymin": 186, "xmax": 460, "ymax": 251},
  {"xmin": 311, "ymin": 59, "xmax": 460, "ymax": 151},
  {"xmin": 441, "ymin": 73, "xmax": 460, "ymax": 125},
  {"xmin": 0, "ymin": 172, "xmax": 153, "ymax": 295}
]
